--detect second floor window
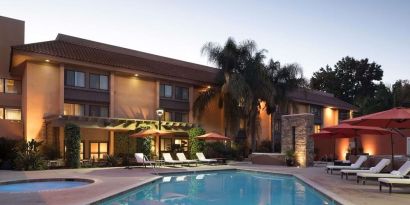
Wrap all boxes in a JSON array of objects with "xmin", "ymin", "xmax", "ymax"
[
  {"xmin": 65, "ymin": 70, "xmax": 85, "ymax": 87},
  {"xmin": 64, "ymin": 103, "xmax": 85, "ymax": 116},
  {"xmin": 90, "ymin": 74, "xmax": 108, "ymax": 90},
  {"xmin": 160, "ymin": 84, "xmax": 173, "ymax": 98},
  {"xmin": 175, "ymin": 86, "xmax": 189, "ymax": 100},
  {"xmin": 89, "ymin": 105, "xmax": 109, "ymax": 117},
  {"xmin": 0, "ymin": 79, "xmax": 21, "ymax": 94},
  {"xmin": 162, "ymin": 111, "xmax": 188, "ymax": 122}
]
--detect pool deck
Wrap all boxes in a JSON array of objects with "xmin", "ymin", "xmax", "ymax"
[{"xmin": 0, "ymin": 163, "xmax": 409, "ymax": 205}]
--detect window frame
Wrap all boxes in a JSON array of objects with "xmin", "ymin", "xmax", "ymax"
[
  {"xmin": 160, "ymin": 84, "xmax": 173, "ymax": 98},
  {"xmin": 64, "ymin": 103, "xmax": 85, "ymax": 116},
  {"xmin": 89, "ymin": 73, "xmax": 109, "ymax": 90},
  {"xmin": 89, "ymin": 104, "xmax": 109, "ymax": 117},
  {"xmin": 90, "ymin": 141, "xmax": 109, "ymax": 160},
  {"xmin": 0, "ymin": 107, "xmax": 4, "ymax": 119},
  {"xmin": 4, "ymin": 108, "xmax": 22, "ymax": 120},
  {"xmin": 0, "ymin": 78, "xmax": 3, "ymax": 93},
  {"xmin": 2, "ymin": 79, "xmax": 21, "ymax": 94},
  {"xmin": 65, "ymin": 69, "xmax": 86, "ymax": 88},
  {"xmin": 175, "ymin": 86, "xmax": 189, "ymax": 101}
]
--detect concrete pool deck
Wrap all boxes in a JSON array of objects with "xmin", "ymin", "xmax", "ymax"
[{"xmin": 0, "ymin": 163, "xmax": 409, "ymax": 205}]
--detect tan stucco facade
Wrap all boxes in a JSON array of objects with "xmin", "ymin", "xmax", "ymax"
[{"xmin": 23, "ymin": 62, "xmax": 62, "ymax": 141}]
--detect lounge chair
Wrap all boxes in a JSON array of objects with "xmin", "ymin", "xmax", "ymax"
[
  {"xmin": 357, "ymin": 161, "xmax": 410, "ymax": 184},
  {"xmin": 162, "ymin": 153, "xmax": 183, "ymax": 166},
  {"xmin": 134, "ymin": 153, "xmax": 156, "ymax": 168},
  {"xmin": 196, "ymin": 152, "xmax": 217, "ymax": 164},
  {"xmin": 340, "ymin": 158, "xmax": 390, "ymax": 180},
  {"xmin": 379, "ymin": 178, "xmax": 410, "ymax": 193},
  {"xmin": 176, "ymin": 153, "xmax": 197, "ymax": 166},
  {"xmin": 326, "ymin": 155, "xmax": 368, "ymax": 174}
]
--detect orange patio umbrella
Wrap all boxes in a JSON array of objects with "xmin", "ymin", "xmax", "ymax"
[
  {"xmin": 342, "ymin": 107, "xmax": 410, "ymax": 167},
  {"xmin": 129, "ymin": 129, "xmax": 174, "ymax": 138},
  {"xmin": 322, "ymin": 123, "xmax": 394, "ymax": 156},
  {"xmin": 195, "ymin": 132, "xmax": 231, "ymax": 141}
]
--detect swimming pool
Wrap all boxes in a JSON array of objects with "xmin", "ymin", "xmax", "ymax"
[
  {"xmin": 98, "ymin": 170, "xmax": 337, "ymax": 205},
  {"xmin": 0, "ymin": 178, "xmax": 93, "ymax": 193}
]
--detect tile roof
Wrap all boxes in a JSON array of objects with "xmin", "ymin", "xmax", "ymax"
[
  {"xmin": 287, "ymin": 88, "xmax": 357, "ymax": 110},
  {"xmin": 12, "ymin": 34, "xmax": 219, "ymax": 84}
]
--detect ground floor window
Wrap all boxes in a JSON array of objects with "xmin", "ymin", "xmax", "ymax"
[
  {"xmin": 314, "ymin": 124, "xmax": 321, "ymax": 133},
  {"xmin": 4, "ymin": 108, "xmax": 21, "ymax": 120},
  {"xmin": 90, "ymin": 142, "xmax": 108, "ymax": 159},
  {"xmin": 159, "ymin": 138, "xmax": 188, "ymax": 152},
  {"xmin": 80, "ymin": 142, "xmax": 84, "ymax": 160}
]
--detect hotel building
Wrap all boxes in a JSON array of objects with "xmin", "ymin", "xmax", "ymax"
[{"xmin": 1, "ymin": 16, "xmax": 366, "ymax": 160}]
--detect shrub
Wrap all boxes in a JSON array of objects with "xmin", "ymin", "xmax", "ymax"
[
  {"xmin": 14, "ymin": 139, "xmax": 45, "ymax": 170},
  {"xmin": 188, "ymin": 127, "xmax": 206, "ymax": 159},
  {"xmin": 0, "ymin": 138, "xmax": 20, "ymax": 169},
  {"xmin": 42, "ymin": 144, "xmax": 60, "ymax": 160},
  {"xmin": 141, "ymin": 137, "xmax": 152, "ymax": 158},
  {"xmin": 65, "ymin": 123, "xmax": 81, "ymax": 168}
]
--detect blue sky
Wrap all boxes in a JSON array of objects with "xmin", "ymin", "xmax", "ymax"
[{"xmin": 0, "ymin": 0, "xmax": 409, "ymax": 84}]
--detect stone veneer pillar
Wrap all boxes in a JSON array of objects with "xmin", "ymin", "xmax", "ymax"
[{"xmin": 281, "ymin": 113, "xmax": 314, "ymax": 167}]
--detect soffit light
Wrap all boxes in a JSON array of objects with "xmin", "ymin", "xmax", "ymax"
[
  {"xmin": 45, "ymin": 59, "xmax": 50, "ymax": 62},
  {"xmin": 134, "ymin": 74, "xmax": 139, "ymax": 77}
]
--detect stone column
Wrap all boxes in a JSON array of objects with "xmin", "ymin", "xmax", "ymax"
[{"xmin": 281, "ymin": 113, "xmax": 314, "ymax": 167}]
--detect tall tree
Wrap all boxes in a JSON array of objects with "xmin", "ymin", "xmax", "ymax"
[
  {"xmin": 194, "ymin": 38, "xmax": 304, "ymax": 152},
  {"xmin": 310, "ymin": 56, "xmax": 383, "ymax": 106},
  {"xmin": 392, "ymin": 80, "xmax": 410, "ymax": 107},
  {"xmin": 360, "ymin": 82, "xmax": 393, "ymax": 115}
]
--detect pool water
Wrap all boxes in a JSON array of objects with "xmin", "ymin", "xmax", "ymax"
[
  {"xmin": 100, "ymin": 171, "xmax": 336, "ymax": 205},
  {"xmin": 0, "ymin": 180, "xmax": 90, "ymax": 193}
]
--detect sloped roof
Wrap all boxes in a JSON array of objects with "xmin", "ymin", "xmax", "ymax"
[
  {"xmin": 12, "ymin": 34, "xmax": 219, "ymax": 84},
  {"xmin": 287, "ymin": 88, "xmax": 357, "ymax": 110}
]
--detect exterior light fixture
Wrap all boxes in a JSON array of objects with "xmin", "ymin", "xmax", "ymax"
[
  {"xmin": 156, "ymin": 108, "xmax": 164, "ymax": 130},
  {"xmin": 134, "ymin": 74, "xmax": 139, "ymax": 77},
  {"xmin": 207, "ymin": 85, "xmax": 211, "ymax": 89},
  {"xmin": 45, "ymin": 59, "xmax": 50, "ymax": 62}
]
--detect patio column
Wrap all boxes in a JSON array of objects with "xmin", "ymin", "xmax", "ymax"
[{"xmin": 109, "ymin": 131, "xmax": 114, "ymax": 155}]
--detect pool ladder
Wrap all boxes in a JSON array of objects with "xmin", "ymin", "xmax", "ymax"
[{"xmin": 144, "ymin": 156, "xmax": 159, "ymax": 175}]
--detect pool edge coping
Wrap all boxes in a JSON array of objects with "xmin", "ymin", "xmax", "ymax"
[
  {"xmin": 91, "ymin": 167, "xmax": 354, "ymax": 205},
  {"xmin": 0, "ymin": 178, "xmax": 96, "ymax": 194}
]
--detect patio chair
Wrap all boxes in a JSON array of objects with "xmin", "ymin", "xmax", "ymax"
[
  {"xmin": 162, "ymin": 153, "xmax": 183, "ymax": 166},
  {"xmin": 196, "ymin": 152, "xmax": 217, "ymax": 164},
  {"xmin": 356, "ymin": 161, "xmax": 410, "ymax": 184},
  {"xmin": 176, "ymin": 153, "xmax": 197, "ymax": 166},
  {"xmin": 340, "ymin": 158, "xmax": 390, "ymax": 180},
  {"xmin": 378, "ymin": 178, "xmax": 410, "ymax": 193},
  {"xmin": 134, "ymin": 153, "xmax": 156, "ymax": 168},
  {"xmin": 326, "ymin": 155, "xmax": 368, "ymax": 174}
]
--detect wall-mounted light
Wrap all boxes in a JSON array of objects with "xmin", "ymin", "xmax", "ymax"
[
  {"xmin": 207, "ymin": 85, "xmax": 211, "ymax": 89},
  {"xmin": 45, "ymin": 59, "xmax": 50, "ymax": 62},
  {"xmin": 134, "ymin": 74, "xmax": 139, "ymax": 77}
]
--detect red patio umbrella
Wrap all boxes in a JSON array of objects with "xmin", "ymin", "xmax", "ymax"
[
  {"xmin": 195, "ymin": 132, "xmax": 231, "ymax": 141},
  {"xmin": 322, "ymin": 123, "xmax": 394, "ymax": 155},
  {"xmin": 342, "ymin": 107, "xmax": 410, "ymax": 167},
  {"xmin": 311, "ymin": 131, "xmax": 345, "ymax": 160}
]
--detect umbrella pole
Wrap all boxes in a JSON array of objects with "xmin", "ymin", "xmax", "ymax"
[
  {"xmin": 390, "ymin": 133, "xmax": 394, "ymax": 170},
  {"xmin": 333, "ymin": 136, "xmax": 336, "ymax": 161},
  {"xmin": 354, "ymin": 136, "xmax": 358, "ymax": 155}
]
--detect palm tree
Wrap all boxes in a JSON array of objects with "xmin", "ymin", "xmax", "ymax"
[{"xmin": 194, "ymin": 37, "xmax": 305, "ymax": 152}]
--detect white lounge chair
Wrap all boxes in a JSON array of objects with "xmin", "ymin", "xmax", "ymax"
[
  {"xmin": 378, "ymin": 178, "xmax": 410, "ymax": 193},
  {"xmin": 162, "ymin": 153, "xmax": 183, "ymax": 166},
  {"xmin": 340, "ymin": 158, "xmax": 391, "ymax": 180},
  {"xmin": 326, "ymin": 155, "xmax": 368, "ymax": 174},
  {"xmin": 357, "ymin": 161, "xmax": 410, "ymax": 184},
  {"xmin": 176, "ymin": 153, "xmax": 197, "ymax": 166},
  {"xmin": 134, "ymin": 153, "xmax": 156, "ymax": 168},
  {"xmin": 196, "ymin": 152, "xmax": 217, "ymax": 164}
]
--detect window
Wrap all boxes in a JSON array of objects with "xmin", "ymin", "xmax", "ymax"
[
  {"xmin": 314, "ymin": 124, "xmax": 321, "ymax": 133},
  {"xmin": 5, "ymin": 108, "xmax": 21, "ymax": 120},
  {"xmin": 90, "ymin": 142, "xmax": 108, "ymax": 159},
  {"xmin": 175, "ymin": 86, "xmax": 189, "ymax": 100},
  {"xmin": 160, "ymin": 84, "xmax": 173, "ymax": 98},
  {"xmin": 310, "ymin": 105, "xmax": 323, "ymax": 124},
  {"xmin": 65, "ymin": 70, "xmax": 85, "ymax": 87},
  {"xmin": 4, "ymin": 79, "xmax": 21, "ymax": 94},
  {"xmin": 174, "ymin": 139, "xmax": 188, "ymax": 151},
  {"xmin": 338, "ymin": 110, "xmax": 350, "ymax": 122},
  {"xmin": 64, "ymin": 103, "xmax": 85, "ymax": 116},
  {"xmin": 90, "ymin": 74, "xmax": 108, "ymax": 90},
  {"xmin": 174, "ymin": 112, "xmax": 188, "ymax": 122},
  {"xmin": 162, "ymin": 111, "xmax": 172, "ymax": 121},
  {"xmin": 160, "ymin": 138, "xmax": 172, "ymax": 151},
  {"xmin": 0, "ymin": 79, "xmax": 3, "ymax": 93},
  {"xmin": 89, "ymin": 105, "xmax": 109, "ymax": 117},
  {"xmin": 80, "ymin": 142, "xmax": 84, "ymax": 160},
  {"xmin": 0, "ymin": 108, "xmax": 3, "ymax": 119}
]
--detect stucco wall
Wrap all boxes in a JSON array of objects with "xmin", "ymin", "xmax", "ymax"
[
  {"xmin": 258, "ymin": 102, "xmax": 272, "ymax": 143},
  {"xmin": 24, "ymin": 62, "xmax": 61, "ymax": 141},
  {"xmin": 113, "ymin": 75, "xmax": 157, "ymax": 120},
  {"xmin": 0, "ymin": 16, "xmax": 24, "ymax": 78},
  {"xmin": 193, "ymin": 88, "xmax": 224, "ymax": 134}
]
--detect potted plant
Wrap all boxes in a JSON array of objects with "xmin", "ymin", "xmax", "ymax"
[{"xmin": 285, "ymin": 150, "xmax": 296, "ymax": 166}]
